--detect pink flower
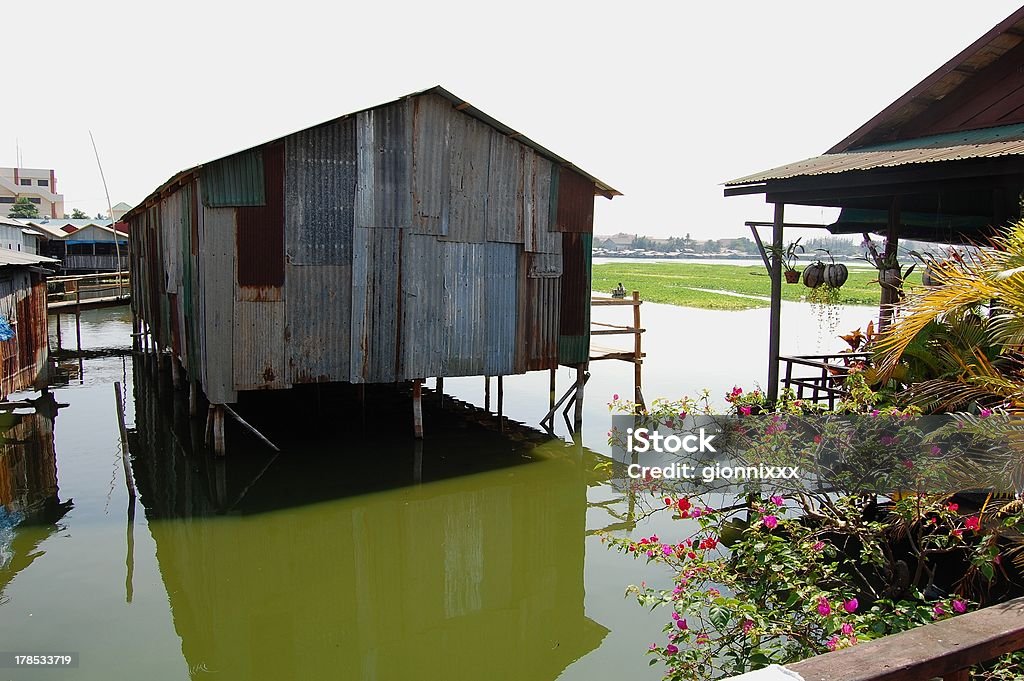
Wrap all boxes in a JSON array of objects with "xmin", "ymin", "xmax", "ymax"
[
  {"xmin": 841, "ymin": 622, "xmax": 854, "ymax": 635},
  {"xmin": 677, "ymin": 618, "xmax": 688, "ymax": 630},
  {"xmin": 763, "ymin": 515, "xmax": 778, "ymax": 529},
  {"xmin": 696, "ymin": 633, "xmax": 710, "ymax": 645},
  {"xmin": 843, "ymin": 598, "xmax": 858, "ymax": 614},
  {"xmin": 826, "ymin": 636, "xmax": 839, "ymax": 651},
  {"xmin": 740, "ymin": 405, "xmax": 752, "ymax": 416},
  {"xmin": 947, "ymin": 502, "xmax": 959, "ymax": 512},
  {"xmin": 665, "ymin": 644, "xmax": 678, "ymax": 654},
  {"xmin": 679, "ymin": 411, "xmax": 687, "ymax": 419},
  {"xmin": 612, "ymin": 393, "xmax": 619, "ymax": 401},
  {"xmin": 707, "ymin": 588, "xmax": 721, "ymax": 597},
  {"xmin": 672, "ymin": 611, "xmax": 680, "ymax": 621},
  {"xmin": 930, "ymin": 445, "xmax": 942, "ymax": 456},
  {"xmin": 812, "ymin": 541, "xmax": 825, "ymax": 551},
  {"xmin": 691, "ymin": 508, "xmax": 702, "ymax": 518},
  {"xmin": 663, "ymin": 545, "xmax": 673, "ymax": 556},
  {"xmin": 933, "ymin": 604, "xmax": 945, "ymax": 618},
  {"xmin": 813, "ymin": 434, "xmax": 823, "ymax": 444},
  {"xmin": 980, "ymin": 408, "xmax": 993, "ymax": 418},
  {"xmin": 902, "ymin": 459, "xmax": 914, "ymax": 469},
  {"xmin": 965, "ymin": 516, "xmax": 981, "ymax": 531},
  {"xmin": 817, "ymin": 597, "xmax": 831, "ymax": 617},
  {"xmin": 770, "ymin": 495, "xmax": 784, "ymax": 506},
  {"xmin": 742, "ymin": 620, "xmax": 754, "ymax": 634},
  {"xmin": 953, "ymin": 600, "xmax": 967, "ymax": 614},
  {"xmin": 870, "ymin": 409, "xmax": 880, "ymax": 418}
]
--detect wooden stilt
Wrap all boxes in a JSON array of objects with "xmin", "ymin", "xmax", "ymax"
[
  {"xmin": 413, "ymin": 439, "xmax": 423, "ymax": 484},
  {"xmin": 484, "ymin": 375, "xmax": 491, "ymax": 411},
  {"xmin": 188, "ymin": 380, "xmax": 198, "ymax": 417},
  {"xmin": 358, "ymin": 383, "xmax": 366, "ymax": 427},
  {"xmin": 113, "ymin": 381, "xmax": 136, "ymax": 500},
  {"xmin": 497, "ymin": 375, "xmax": 504, "ymax": 429},
  {"xmin": 573, "ymin": 363, "xmax": 586, "ymax": 428},
  {"xmin": 55, "ymin": 314, "xmax": 62, "ymax": 351},
  {"xmin": 879, "ymin": 198, "xmax": 902, "ymax": 333},
  {"xmin": 412, "ymin": 379, "xmax": 424, "ymax": 439},
  {"xmin": 549, "ymin": 368, "xmax": 556, "ymax": 412},
  {"xmin": 223, "ymin": 403, "xmax": 280, "ymax": 452},
  {"xmin": 75, "ymin": 287, "xmax": 83, "ymax": 355},
  {"xmin": 212, "ymin": 404, "xmax": 226, "ymax": 456},
  {"xmin": 131, "ymin": 315, "xmax": 139, "ymax": 352},
  {"xmin": 170, "ymin": 355, "xmax": 181, "ymax": 389},
  {"xmin": 633, "ymin": 290, "xmax": 643, "ymax": 411},
  {"xmin": 436, "ymin": 377, "xmax": 444, "ymax": 407}
]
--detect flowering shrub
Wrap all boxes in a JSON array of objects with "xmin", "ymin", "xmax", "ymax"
[{"xmin": 604, "ymin": 386, "xmax": 1024, "ymax": 680}]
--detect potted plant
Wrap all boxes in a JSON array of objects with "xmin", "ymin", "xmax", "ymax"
[
  {"xmin": 802, "ymin": 249, "xmax": 848, "ymax": 289},
  {"xmin": 768, "ymin": 239, "xmax": 805, "ymax": 283},
  {"xmin": 863, "ymin": 236, "xmax": 914, "ymax": 291}
]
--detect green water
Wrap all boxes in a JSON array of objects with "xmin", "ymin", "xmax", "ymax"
[{"xmin": 0, "ymin": 308, "xmax": 673, "ymax": 681}]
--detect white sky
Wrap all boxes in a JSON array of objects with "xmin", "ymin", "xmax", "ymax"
[{"xmin": 6, "ymin": 1, "xmax": 1022, "ymax": 239}]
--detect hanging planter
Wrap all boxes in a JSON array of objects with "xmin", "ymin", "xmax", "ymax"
[
  {"xmin": 802, "ymin": 262, "xmax": 826, "ymax": 288},
  {"xmin": 879, "ymin": 266, "xmax": 902, "ymax": 289},
  {"xmin": 825, "ymin": 262, "xmax": 848, "ymax": 288},
  {"xmin": 785, "ymin": 269, "xmax": 801, "ymax": 284}
]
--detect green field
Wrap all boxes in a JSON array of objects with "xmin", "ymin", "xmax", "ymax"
[{"xmin": 592, "ymin": 262, "xmax": 918, "ymax": 310}]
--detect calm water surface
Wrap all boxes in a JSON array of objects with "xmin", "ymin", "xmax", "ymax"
[{"xmin": 0, "ymin": 300, "xmax": 877, "ymax": 680}]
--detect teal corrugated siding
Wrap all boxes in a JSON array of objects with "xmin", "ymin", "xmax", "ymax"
[{"xmin": 201, "ymin": 150, "xmax": 266, "ymax": 207}]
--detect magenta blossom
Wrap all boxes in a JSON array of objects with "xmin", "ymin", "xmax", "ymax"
[
  {"xmin": 742, "ymin": 620, "xmax": 754, "ymax": 634},
  {"xmin": 739, "ymin": 405, "xmax": 752, "ymax": 416},
  {"xmin": 933, "ymin": 604, "xmax": 945, "ymax": 618},
  {"xmin": 826, "ymin": 636, "xmax": 839, "ymax": 651},
  {"xmin": 817, "ymin": 597, "xmax": 831, "ymax": 617},
  {"xmin": 762, "ymin": 515, "xmax": 778, "ymax": 529},
  {"xmin": 841, "ymin": 622, "xmax": 854, "ymax": 635},
  {"xmin": 770, "ymin": 495, "xmax": 784, "ymax": 506},
  {"xmin": 843, "ymin": 598, "xmax": 858, "ymax": 614},
  {"xmin": 665, "ymin": 644, "xmax": 678, "ymax": 654},
  {"xmin": 811, "ymin": 541, "xmax": 825, "ymax": 551},
  {"xmin": 952, "ymin": 600, "xmax": 967, "ymax": 614},
  {"xmin": 980, "ymin": 408, "xmax": 993, "ymax": 418},
  {"xmin": 677, "ymin": 618, "xmax": 688, "ymax": 630}
]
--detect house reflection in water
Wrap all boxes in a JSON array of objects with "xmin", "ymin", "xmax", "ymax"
[
  {"xmin": 0, "ymin": 399, "xmax": 73, "ymax": 597},
  {"xmin": 128, "ymin": 360, "xmax": 609, "ymax": 681}
]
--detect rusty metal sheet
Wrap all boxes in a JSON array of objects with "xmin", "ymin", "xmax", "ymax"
[
  {"xmin": 516, "ymin": 250, "xmax": 560, "ymax": 373},
  {"xmin": 559, "ymin": 232, "xmax": 592, "ymax": 365},
  {"xmin": 486, "ymin": 134, "xmax": 524, "ymax": 243},
  {"xmin": 202, "ymin": 149, "xmax": 266, "ymax": 207},
  {"xmin": 411, "ymin": 95, "xmax": 451, "ymax": 236},
  {"xmin": 0, "ymin": 271, "xmax": 48, "ymax": 397},
  {"xmin": 350, "ymin": 227, "xmax": 399, "ymax": 383},
  {"xmin": 285, "ymin": 119, "xmax": 356, "ymax": 265},
  {"xmin": 285, "ymin": 264, "xmax": 352, "ymax": 384},
  {"xmin": 483, "ymin": 242, "xmax": 517, "ymax": 376},
  {"xmin": 527, "ymin": 251, "xmax": 562, "ymax": 278},
  {"xmin": 159, "ymin": 194, "xmax": 181, "ymax": 294},
  {"xmin": 399, "ymin": 232, "xmax": 446, "ymax": 379},
  {"xmin": 236, "ymin": 143, "xmax": 284, "ymax": 298},
  {"xmin": 443, "ymin": 115, "xmax": 488, "ymax": 243},
  {"xmin": 233, "ymin": 300, "xmax": 287, "ymax": 391},
  {"xmin": 554, "ymin": 167, "xmax": 595, "ymax": 233},
  {"xmin": 199, "ymin": 206, "xmax": 237, "ymax": 404}
]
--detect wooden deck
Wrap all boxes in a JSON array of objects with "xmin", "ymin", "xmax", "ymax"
[{"xmin": 47, "ymin": 271, "xmax": 130, "ymax": 313}]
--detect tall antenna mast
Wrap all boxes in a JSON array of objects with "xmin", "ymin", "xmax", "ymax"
[{"xmin": 88, "ymin": 131, "xmax": 123, "ymax": 283}]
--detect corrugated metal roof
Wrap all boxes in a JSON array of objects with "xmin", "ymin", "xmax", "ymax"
[
  {"xmin": 124, "ymin": 85, "xmax": 620, "ymax": 225},
  {"xmin": 0, "ymin": 250, "xmax": 59, "ymax": 267},
  {"xmin": 725, "ymin": 123, "xmax": 1024, "ymax": 187}
]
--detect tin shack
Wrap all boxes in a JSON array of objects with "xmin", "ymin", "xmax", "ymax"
[
  {"xmin": 0, "ymin": 247, "xmax": 58, "ymax": 399},
  {"xmin": 124, "ymin": 87, "xmax": 619, "ymax": 446}
]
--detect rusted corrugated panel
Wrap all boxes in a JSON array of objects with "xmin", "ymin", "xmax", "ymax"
[
  {"xmin": 350, "ymin": 227, "xmax": 399, "ymax": 383},
  {"xmin": 232, "ymin": 300, "xmax": 287, "ymax": 390},
  {"xmin": 285, "ymin": 264, "xmax": 352, "ymax": 384},
  {"xmin": 523, "ymin": 152, "xmax": 561, "ymax": 255},
  {"xmin": 199, "ymin": 206, "xmax": 237, "ymax": 404},
  {"xmin": 516, "ymin": 250, "xmax": 560, "ymax": 373},
  {"xmin": 399, "ymin": 232, "xmax": 446, "ymax": 379},
  {"xmin": 284, "ymin": 119, "xmax": 356, "ymax": 265},
  {"xmin": 558, "ymin": 232, "xmax": 592, "ymax": 365},
  {"xmin": 483, "ymin": 243, "xmax": 517, "ymax": 376},
  {"xmin": 236, "ymin": 143, "xmax": 284, "ymax": 297},
  {"xmin": 0, "ymin": 271, "xmax": 47, "ymax": 397},
  {"xmin": 443, "ymin": 115, "xmax": 488, "ymax": 243},
  {"xmin": 554, "ymin": 168, "xmax": 595, "ymax": 233},
  {"xmin": 411, "ymin": 95, "xmax": 451, "ymax": 236},
  {"xmin": 202, "ymin": 149, "xmax": 266, "ymax": 207},
  {"xmin": 486, "ymin": 134, "xmax": 524, "ymax": 243},
  {"xmin": 443, "ymin": 242, "xmax": 486, "ymax": 376},
  {"xmin": 527, "ymin": 252, "xmax": 562, "ymax": 278},
  {"xmin": 159, "ymin": 194, "xmax": 181, "ymax": 294}
]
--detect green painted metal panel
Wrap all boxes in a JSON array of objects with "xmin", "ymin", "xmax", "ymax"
[
  {"xmin": 201, "ymin": 150, "xmax": 266, "ymax": 207},
  {"xmin": 558, "ymin": 232, "xmax": 592, "ymax": 365}
]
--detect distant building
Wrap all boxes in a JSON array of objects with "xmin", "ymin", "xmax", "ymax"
[
  {"xmin": 109, "ymin": 202, "xmax": 132, "ymax": 221},
  {"xmin": 0, "ymin": 167, "xmax": 64, "ymax": 218},
  {"xmin": 14, "ymin": 218, "xmax": 128, "ymax": 272},
  {"xmin": 594, "ymin": 233, "xmax": 636, "ymax": 250}
]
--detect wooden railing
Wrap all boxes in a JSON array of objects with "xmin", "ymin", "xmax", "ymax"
[
  {"xmin": 779, "ymin": 352, "xmax": 870, "ymax": 409},
  {"xmin": 47, "ymin": 271, "xmax": 130, "ymax": 310},
  {"xmin": 776, "ymin": 596, "xmax": 1024, "ymax": 680}
]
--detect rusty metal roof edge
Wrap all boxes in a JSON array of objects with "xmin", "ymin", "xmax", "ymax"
[{"xmin": 123, "ymin": 85, "xmax": 621, "ymax": 223}]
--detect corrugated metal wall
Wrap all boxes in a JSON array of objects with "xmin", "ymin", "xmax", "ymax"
[
  {"xmin": 130, "ymin": 91, "xmax": 600, "ymax": 403},
  {"xmin": 0, "ymin": 270, "xmax": 48, "ymax": 398}
]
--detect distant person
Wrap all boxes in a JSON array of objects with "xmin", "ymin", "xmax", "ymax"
[{"xmin": 612, "ymin": 282, "xmax": 626, "ymax": 298}]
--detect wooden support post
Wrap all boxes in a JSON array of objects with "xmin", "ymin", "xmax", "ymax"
[
  {"xmin": 879, "ymin": 197, "xmax": 901, "ymax": 333},
  {"xmin": 55, "ymin": 313, "xmax": 62, "ymax": 351},
  {"xmin": 436, "ymin": 377, "xmax": 444, "ymax": 407},
  {"xmin": 549, "ymin": 368, "xmax": 556, "ymax": 412},
  {"xmin": 767, "ymin": 203, "xmax": 784, "ymax": 406},
  {"xmin": 75, "ymin": 287, "xmax": 82, "ymax": 355},
  {"xmin": 212, "ymin": 404, "xmax": 226, "ymax": 456},
  {"xmin": 573, "ymin": 363, "xmax": 586, "ymax": 428},
  {"xmin": 113, "ymin": 381, "xmax": 136, "ymax": 500},
  {"xmin": 497, "ymin": 375, "xmax": 504, "ymax": 427},
  {"xmin": 188, "ymin": 380, "xmax": 198, "ymax": 417},
  {"xmin": 131, "ymin": 314, "xmax": 139, "ymax": 352},
  {"xmin": 412, "ymin": 379, "xmax": 424, "ymax": 439},
  {"xmin": 413, "ymin": 439, "xmax": 423, "ymax": 485},
  {"xmin": 170, "ymin": 355, "xmax": 181, "ymax": 389},
  {"xmin": 484, "ymin": 375, "xmax": 491, "ymax": 411},
  {"xmin": 632, "ymin": 290, "xmax": 643, "ymax": 409}
]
